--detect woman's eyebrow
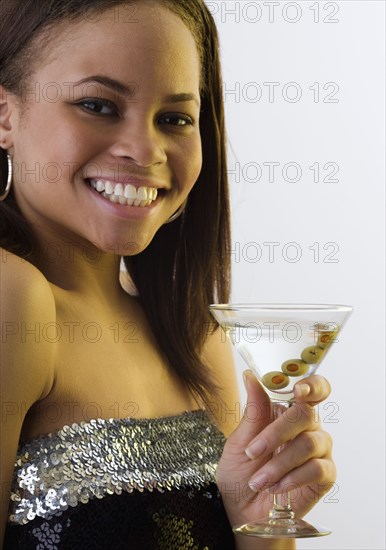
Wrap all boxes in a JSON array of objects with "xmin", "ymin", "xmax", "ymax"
[
  {"xmin": 72, "ymin": 75, "xmax": 136, "ymax": 97},
  {"xmin": 71, "ymin": 75, "xmax": 200, "ymax": 106},
  {"xmin": 164, "ymin": 92, "xmax": 200, "ymax": 107}
]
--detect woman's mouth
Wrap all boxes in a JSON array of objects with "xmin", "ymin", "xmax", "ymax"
[{"xmin": 85, "ymin": 178, "xmax": 160, "ymax": 207}]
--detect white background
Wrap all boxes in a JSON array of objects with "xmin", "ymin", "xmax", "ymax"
[{"xmin": 207, "ymin": 1, "xmax": 385, "ymax": 549}]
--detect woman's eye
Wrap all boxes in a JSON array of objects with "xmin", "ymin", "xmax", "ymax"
[
  {"xmin": 159, "ymin": 114, "xmax": 193, "ymax": 127},
  {"xmin": 77, "ymin": 99, "xmax": 118, "ymax": 116}
]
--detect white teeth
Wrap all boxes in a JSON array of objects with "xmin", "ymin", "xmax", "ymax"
[
  {"xmin": 124, "ymin": 184, "xmax": 137, "ymax": 199},
  {"xmin": 105, "ymin": 181, "xmax": 114, "ymax": 195},
  {"xmin": 96, "ymin": 180, "xmax": 105, "ymax": 192},
  {"xmin": 89, "ymin": 179, "xmax": 160, "ymax": 208},
  {"xmin": 114, "ymin": 183, "xmax": 124, "ymax": 196},
  {"xmin": 137, "ymin": 187, "xmax": 148, "ymax": 201}
]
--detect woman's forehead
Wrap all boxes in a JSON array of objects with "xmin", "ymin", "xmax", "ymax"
[{"xmin": 32, "ymin": 3, "xmax": 201, "ymax": 88}]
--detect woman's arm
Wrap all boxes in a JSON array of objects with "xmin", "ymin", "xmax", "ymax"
[{"xmin": 0, "ymin": 251, "xmax": 56, "ymax": 546}]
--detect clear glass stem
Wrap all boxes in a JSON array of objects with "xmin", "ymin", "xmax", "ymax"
[{"xmin": 270, "ymin": 401, "xmax": 295, "ymax": 521}]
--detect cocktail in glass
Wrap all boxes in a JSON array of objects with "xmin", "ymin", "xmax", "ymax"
[{"xmin": 209, "ymin": 304, "xmax": 352, "ymax": 538}]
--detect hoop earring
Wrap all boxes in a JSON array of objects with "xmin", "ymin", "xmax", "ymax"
[
  {"xmin": 164, "ymin": 198, "xmax": 187, "ymax": 224},
  {"xmin": 0, "ymin": 152, "xmax": 12, "ymax": 202}
]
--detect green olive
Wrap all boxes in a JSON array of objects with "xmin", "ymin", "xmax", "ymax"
[
  {"xmin": 301, "ymin": 346, "xmax": 325, "ymax": 364},
  {"xmin": 261, "ymin": 371, "xmax": 289, "ymax": 390},
  {"xmin": 281, "ymin": 359, "xmax": 309, "ymax": 377},
  {"xmin": 317, "ymin": 329, "xmax": 339, "ymax": 349}
]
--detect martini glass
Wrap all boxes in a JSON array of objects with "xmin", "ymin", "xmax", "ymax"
[{"xmin": 209, "ymin": 303, "xmax": 352, "ymax": 538}]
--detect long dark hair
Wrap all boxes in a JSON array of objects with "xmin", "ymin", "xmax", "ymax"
[{"xmin": 0, "ymin": 0, "xmax": 231, "ymax": 403}]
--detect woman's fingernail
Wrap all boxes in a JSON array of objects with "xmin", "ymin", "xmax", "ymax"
[
  {"xmin": 295, "ymin": 383, "xmax": 311, "ymax": 397},
  {"xmin": 248, "ymin": 473, "xmax": 268, "ymax": 493},
  {"xmin": 242, "ymin": 369, "xmax": 253, "ymax": 390},
  {"xmin": 245, "ymin": 439, "xmax": 266, "ymax": 460}
]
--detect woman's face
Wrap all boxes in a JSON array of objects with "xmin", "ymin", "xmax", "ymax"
[{"xmin": 5, "ymin": 2, "xmax": 202, "ymax": 255}]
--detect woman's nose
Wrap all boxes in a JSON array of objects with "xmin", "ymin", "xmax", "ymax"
[{"xmin": 108, "ymin": 119, "xmax": 167, "ymax": 168}]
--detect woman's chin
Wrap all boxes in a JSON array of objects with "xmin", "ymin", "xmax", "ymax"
[{"xmin": 94, "ymin": 232, "xmax": 158, "ymax": 257}]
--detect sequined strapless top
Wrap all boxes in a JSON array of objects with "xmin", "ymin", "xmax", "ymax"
[{"xmin": 4, "ymin": 410, "xmax": 235, "ymax": 549}]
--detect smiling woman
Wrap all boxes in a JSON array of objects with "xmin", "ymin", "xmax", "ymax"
[
  {"xmin": 0, "ymin": 1, "xmax": 336, "ymax": 549},
  {"xmin": 0, "ymin": 1, "xmax": 234, "ymax": 547}
]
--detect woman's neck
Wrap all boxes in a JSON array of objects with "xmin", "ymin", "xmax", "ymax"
[{"xmin": 31, "ymin": 239, "xmax": 125, "ymax": 306}]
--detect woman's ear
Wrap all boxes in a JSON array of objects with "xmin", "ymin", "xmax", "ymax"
[{"xmin": 0, "ymin": 85, "xmax": 16, "ymax": 148}]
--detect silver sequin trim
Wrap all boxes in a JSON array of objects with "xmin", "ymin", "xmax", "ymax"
[{"xmin": 8, "ymin": 410, "xmax": 225, "ymax": 525}]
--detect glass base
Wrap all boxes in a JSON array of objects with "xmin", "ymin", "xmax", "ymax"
[{"xmin": 233, "ymin": 517, "xmax": 331, "ymax": 538}]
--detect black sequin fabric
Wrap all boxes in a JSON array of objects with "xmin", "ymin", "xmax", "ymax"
[{"xmin": 4, "ymin": 410, "xmax": 236, "ymax": 549}]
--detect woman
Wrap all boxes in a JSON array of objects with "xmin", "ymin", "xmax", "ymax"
[{"xmin": 0, "ymin": 1, "xmax": 335, "ymax": 548}]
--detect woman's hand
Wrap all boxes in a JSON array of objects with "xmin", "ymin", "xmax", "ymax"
[{"xmin": 216, "ymin": 370, "xmax": 336, "ymax": 530}]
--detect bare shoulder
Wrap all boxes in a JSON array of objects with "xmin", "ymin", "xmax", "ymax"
[
  {"xmin": 201, "ymin": 324, "xmax": 240, "ymax": 437},
  {"xmin": 1, "ymin": 247, "xmax": 54, "ymax": 302},
  {"xmin": 0, "ymin": 248, "xmax": 56, "ymax": 402}
]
